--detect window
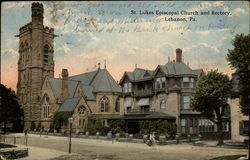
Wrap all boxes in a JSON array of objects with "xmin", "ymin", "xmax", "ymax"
[
  {"xmin": 141, "ymin": 106, "xmax": 149, "ymax": 112},
  {"xmin": 183, "ymin": 96, "xmax": 190, "ymax": 109},
  {"xmin": 79, "ymin": 119, "xmax": 82, "ymax": 126},
  {"xmin": 159, "ymin": 96, "xmax": 166, "ymax": 109},
  {"xmin": 101, "ymin": 119, "xmax": 108, "ymax": 126},
  {"xmin": 78, "ymin": 106, "xmax": 86, "ymax": 115},
  {"xmin": 182, "ymin": 77, "xmax": 195, "ymax": 88},
  {"xmin": 240, "ymin": 120, "xmax": 249, "ymax": 136},
  {"xmin": 42, "ymin": 96, "xmax": 49, "ymax": 118},
  {"xmin": 100, "ymin": 96, "xmax": 109, "ymax": 112},
  {"xmin": 198, "ymin": 119, "xmax": 215, "ymax": 133},
  {"xmin": 123, "ymin": 82, "xmax": 132, "ymax": 93},
  {"xmin": 155, "ymin": 77, "xmax": 166, "ymax": 89},
  {"xmin": 79, "ymin": 119, "xmax": 85, "ymax": 127},
  {"xmin": 115, "ymin": 98, "xmax": 120, "ymax": 112},
  {"xmin": 43, "ymin": 45, "xmax": 49, "ymax": 63},
  {"xmin": 126, "ymin": 106, "xmax": 132, "ymax": 112},
  {"xmin": 181, "ymin": 119, "xmax": 186, "ymax": 134}
]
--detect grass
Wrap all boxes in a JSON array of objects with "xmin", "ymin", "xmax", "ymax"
[{"xmin": 210, "ymin": 155, "xmax": 246, "ymax": 160}]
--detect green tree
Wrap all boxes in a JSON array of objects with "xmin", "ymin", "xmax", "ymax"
[
  {"xmin": 53, "ymin": 111, "xmax": 73, "ymax": 131},
  {"xmin": 226, "ymin": 34, "xmax": 250, "ymax": 115},
  {"xmin": 190, "ymin": 70, "xmax": 232, "ymax": 145},
  {"xmin": 0, "ymin": 84, "xmax": 23, "ymax": 132}
]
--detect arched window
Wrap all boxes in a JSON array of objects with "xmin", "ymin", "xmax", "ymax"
[
  {"xmin": 78, "ymin": 106, "xmax": 86, "ymax": 115},
  {"xmin": 43, "ymin": 45, "xmax": 49, "ymax": 63},
  {"xmin": 100, "ymin": 96, "xmax": 109, "ymax": 112},
  {"xmin": 115, "ymin": 97, "xmax": 120, "ymax": 112},
  {"xmin": 42, "ymin": 95, "xmax": 49, "ymax": 118}
]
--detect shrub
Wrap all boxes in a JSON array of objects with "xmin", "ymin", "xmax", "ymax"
[
  {"xmin": 30, "ymin": 121, "xmax": 36, "ymax": 131},
  {"xmin": 36, "ymin": 121, "xmax": 41, "ymax": 131},
  {"xmin": 109, "ymin": 120, "xmax": 126, "ymax": 134},
  {"xmin": 139, "ymin": 120, "xmax": 176, "ymax": 139},
  {"xmin": 53, "ymin": 111, "xmax": 73, "ymax": 131}
]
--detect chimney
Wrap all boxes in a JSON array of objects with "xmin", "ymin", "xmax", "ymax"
[
  {"xmin": 176, "ymin": 48, "xmax": 182, "ymax": 62},
  {"xmin": 61, "ymin": 69, "xmax": 68, "ymax": 102}
]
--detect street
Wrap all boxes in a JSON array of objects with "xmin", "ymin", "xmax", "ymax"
[{"xmin": 9, "ymin": 133, "xmax": 247, "ymax": 160}]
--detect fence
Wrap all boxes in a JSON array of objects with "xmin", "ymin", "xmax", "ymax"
[{"xmin": 0, "ymin": 134, "xmax": 28, "ymax": 146}]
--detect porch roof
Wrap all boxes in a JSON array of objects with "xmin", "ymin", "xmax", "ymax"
[{"xmin": 108, "ymin": 112, "xmax": 176, "ymax": 120}]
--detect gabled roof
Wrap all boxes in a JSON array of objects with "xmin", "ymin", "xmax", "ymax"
[
  {"xmin": 69, "ymin": 70, "xmax": 98, "ymax": 85},
  {"xmin": 120, "ymin": 68, "xmax": 154, "ymax": 83},
  {"xmin": 90, "ymin": 69, "xmax": 122, "ymax": 93},
  {"xmin": 49, "ymin": 69, "xmax": 121, "ymax": 102},
  {"xmin": 49, "ymin": 78, "xmax": 78, "ymax": 99},
  {"xmin": 80, "ymin": 84, "xmax": 95, "ymax": 100},
  {"xmin": 58, "ymin": 97, "xmax": 80, "ymax": 112},
  {"xmin": 155, "ymin": 61, "xmax": 202, "ymax": 77}
]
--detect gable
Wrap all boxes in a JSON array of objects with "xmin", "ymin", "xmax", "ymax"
[
  {"xmin": 41, "ymin": 77, "xmax": 57, "ymax": 103},
  {"xmin": 154, "ymin": 67, "xmax": 166, "ymax": 77},
  {"xmin": 73, "ymin": 82, "xmax": 83, "ymax": 98},
  {"xmin": 73, "ymin": 97, "xmax": 92, "ymax": 115}
]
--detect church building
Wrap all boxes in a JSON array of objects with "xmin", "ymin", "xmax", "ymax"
[{"xmin": 17, "ymin": 2, "xmax": 122, "ymax": 131}]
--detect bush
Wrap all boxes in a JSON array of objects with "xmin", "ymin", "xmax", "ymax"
[
  {"xmin": 109, "ymin": 120, "xmax": 125, "ymax": 134},
  {"xmin": 139, "ymin": 120, "xmax": 176, "ymax": 139},
  {"xmin": 53, "ymin": 111, "xmax": 73, "ymax": 131},
  {"xmin": 49, "ymin": 123, "xmax": 54, "ymax": 132},
  {"xmin": 85, "ymin": 119, "xmax": 113, "ymax": 135},
  {"xmin": 30, "ymin": 121, "xmax": 36, "ymax": 131},
  {"xmin": 36, "ymin": 121, "xmax": 41, "ymax": 131}
]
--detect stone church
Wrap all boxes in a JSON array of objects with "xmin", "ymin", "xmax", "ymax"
[{"xmin": 17, "ymin": 2, "xmax": 122, "ymax": 131}]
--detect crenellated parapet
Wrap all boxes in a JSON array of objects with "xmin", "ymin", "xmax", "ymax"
[
  {"xmin": 44, "ymin": 26, "xmax": 54, "ymax": 34},
  {"xmin": 19, "ymin": 22, "xmax": 32, "ymax": 34},
  {"xmin": 32, "ymin": 2, "xmax": 43, "ymax": 9}
]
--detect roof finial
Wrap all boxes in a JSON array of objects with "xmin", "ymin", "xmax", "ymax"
[
  {"xmin": 168, "ymin": 57, "xmax": 170, "ymax": 61},
  {"xmin": 187, "ymin": 61, "xmax": 189, "ymax": 66},
  {"xmin": 98, "ymin": 63, "xmax": 101, "ymax": 70},
  {"xmin": 104, "ymin": 59, "xmax": 106, "ymax": 69},
  {"xmin": 135, "ymin": 64, "xmax": 137, "ymax": 69}
]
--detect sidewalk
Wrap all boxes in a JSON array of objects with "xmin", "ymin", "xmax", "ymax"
[{"xmin": 18, "ymin": 145, "xmax": 71, "ymax": 160}]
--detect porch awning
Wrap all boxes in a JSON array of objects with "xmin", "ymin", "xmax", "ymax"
[
  {"xmin": 124, "ymin": 98, "xmax": 132, "ymax": 107},
  {"xmin": 137, "ymin": 98, "xmax": 149, "ymax": 106},
  {"xmin": 108, "ymin": 112, "xmax": 176, "ymax": 120}
]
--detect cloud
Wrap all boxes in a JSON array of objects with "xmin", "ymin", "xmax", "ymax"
[
  {"xmin": 230, "ymin": 8, "xmax": 246, "ymax": 17},
  {"xmin": 158, "ymin": 43, "xmax": 175, "ymax": 56},
  {"xmin": 55, "ymin": 43, "xmax": 71, "ymax": 57},
  {"xmin": 3, "ymin": 2, "xmax": 29, "ymax": 9},
  {"xmin": 2, "ymin": 48, "xmax": 19, "ymax": 59},
  {"xmin": 196, "ymin": 30, "xmax": 210, "ymax": 35}
]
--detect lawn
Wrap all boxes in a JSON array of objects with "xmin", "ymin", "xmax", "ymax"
[{"xmin": 210, "ymin": 155, "xmax": 246, "ymax": 160}]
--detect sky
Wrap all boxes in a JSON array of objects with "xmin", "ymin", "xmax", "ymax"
[{"xmin": 1, "ymin": 1, "xmax": 249, "ymax": 90}]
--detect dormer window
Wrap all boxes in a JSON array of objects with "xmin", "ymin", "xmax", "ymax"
[
  {"xmin": 155, "ymin": 77, "xmax": 166, "ymax": 89},
  {"xmin": 123, "ymin": 82, "xmax": 132, "ymax": 93}
]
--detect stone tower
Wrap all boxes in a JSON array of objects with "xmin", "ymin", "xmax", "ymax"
[{"xmin": 16, "ymin": 2, "xmax": 55, "ymax": 128}]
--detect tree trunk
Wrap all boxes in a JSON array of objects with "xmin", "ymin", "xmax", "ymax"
[{"xmin": 217, "ymin": 121, "xmax": 224, "ymax": 146}]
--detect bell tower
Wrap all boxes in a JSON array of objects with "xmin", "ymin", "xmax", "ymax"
[{"xmin": 16, "ymin": 2, "xmax": 55, "ymax": 128}]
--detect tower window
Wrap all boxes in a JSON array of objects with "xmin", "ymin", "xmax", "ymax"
[{"xmin": 43, "ymin": 45, "xmax": 49, "ymax": 63}]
